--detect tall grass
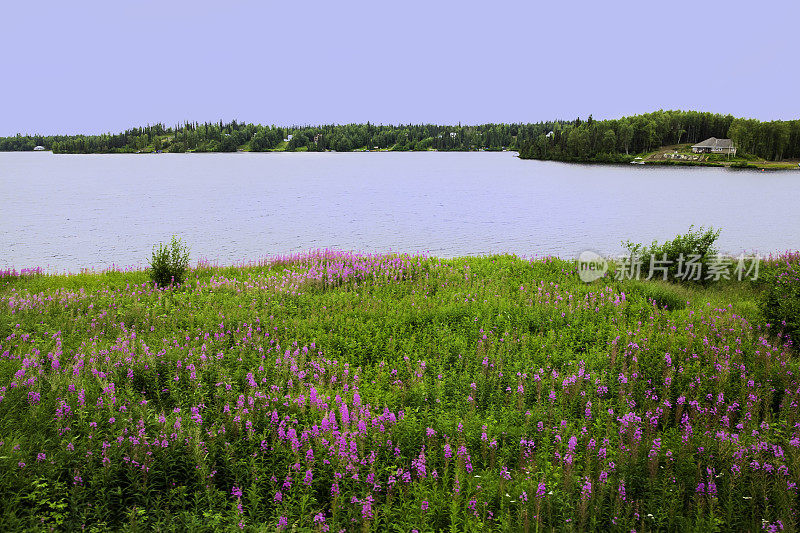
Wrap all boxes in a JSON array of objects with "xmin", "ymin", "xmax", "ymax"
[{"xmin": 0, "ymin": 252, "xmax": 797, "ymax": 531}]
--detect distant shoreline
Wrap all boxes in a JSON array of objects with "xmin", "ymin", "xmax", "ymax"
[
  {"xmin": 534, "ymin": 157, "xmax": 800, "ymax": 171},
  {"xmin": 520, "ymin": 142, "xmax": 800, "ymax": 171},
  {"xmin": 5, "ymin": 147, "xmax": 516, "ymax": 155},
  {"xmin": 4, "ymin": 110, "xmax": 800, "ymax": 170},
  {"xmin": 10, "ymin": 148, "xmax": 799, "ymax": 171}
]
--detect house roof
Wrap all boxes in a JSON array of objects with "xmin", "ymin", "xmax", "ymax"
[{"xmin": 692, "ymin": 137, "xmax": 734, "ymax": 149}]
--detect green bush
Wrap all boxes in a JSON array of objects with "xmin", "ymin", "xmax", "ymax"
[
  {"xmin": 622, "ymin": 226, "xmax": 721, "ymax": 286},
  {"xmin": 762, "ymin": 257, "xmax": 800, "ymax": 347},
  {"xmin": 148, "ymin": 236, "xmax": 190, "ymax": 287}
]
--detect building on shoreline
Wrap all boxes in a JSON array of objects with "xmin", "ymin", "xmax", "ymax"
[{"xmin": 692, "ymin": 137, "xmax": 736, "ymax": 155}]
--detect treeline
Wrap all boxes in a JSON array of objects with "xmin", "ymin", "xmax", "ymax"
[
  {"xmin": 4, "ymin": 111, "xmax": 798, "ymax": 159},
  {"xmin": 0, "ymin": 121, "xmax": 542, "ymax": 154},
  {"xmin": 518, "ymin": 110, "xmax": 800, "ymax": 162},
  {"xmin": 728, "ymin": 118, "xmax": 800, "ymax": 161}
]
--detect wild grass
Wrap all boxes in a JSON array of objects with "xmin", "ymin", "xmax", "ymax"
[{"xmin": 0, "ymin": 251, "xmax": 798, "ymax": 532}]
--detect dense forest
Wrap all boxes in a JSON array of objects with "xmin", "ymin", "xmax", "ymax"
[
  {"xmin": 0, "ymin": 122, "xmax": 534, "ymax": 154},
  {"xmin": 1, "ymin": 111, "xmax": 798, "ymax": 161},
  {"xmin": 518, "ymin": 110, "xmax": 800, "ymax": 162}
]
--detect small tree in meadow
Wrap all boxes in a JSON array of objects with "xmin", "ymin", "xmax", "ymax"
[{"xmin": 148, "ymin": 236, "xmax": 190, "ymax": 287}]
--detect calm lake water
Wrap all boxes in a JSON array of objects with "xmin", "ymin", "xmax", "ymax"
[{"xmin": 1, "ymin": 151, "xmax": 799, "ymax": 273}]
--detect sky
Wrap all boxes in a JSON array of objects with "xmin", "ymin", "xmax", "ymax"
[{"xmin": 2, "ymin": 0, "xmax": 799, "ymax": 136}]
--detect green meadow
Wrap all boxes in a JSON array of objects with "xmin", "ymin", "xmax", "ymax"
[{"xmin": 1, "ymin": 249, "xmax": 798, "ymax": 532}]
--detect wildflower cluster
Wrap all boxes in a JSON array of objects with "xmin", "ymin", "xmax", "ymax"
[{"xmin": 0, "ymin": 251, "xmax": 797, "ymax": 531}]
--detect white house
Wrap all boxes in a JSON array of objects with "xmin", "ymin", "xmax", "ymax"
[
  {"xmin": 33, "ymin": 145, "xmax": 45, "ymax": 151},
  {"xmin": 691, "ymin": 137, "xmax": 736, "ymax": 155}
]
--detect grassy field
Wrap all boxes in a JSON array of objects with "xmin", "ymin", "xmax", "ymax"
[{"xmin": 1, "ymin": 251, "xmax": 798, "ymax": 531}]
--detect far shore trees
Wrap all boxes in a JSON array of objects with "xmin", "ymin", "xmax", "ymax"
[{"xmin": 3, "ymin": 111, "xmax": 799, "ymax": 161}]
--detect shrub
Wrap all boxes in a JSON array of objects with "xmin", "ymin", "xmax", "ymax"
[
  {"xmin": 761, "ymin": 256, "xmax": 800, "ymax": 347},
  {"xmin": 148, "ymin": 236, "xmax": 190, "ymax": 287},
  {"xmin": 622, "ymin": 226, "xmax": 720, "ymax": 286}
]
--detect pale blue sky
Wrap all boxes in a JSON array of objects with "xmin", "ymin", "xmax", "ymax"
[{"xmin": 2, "ymin": 0, "xmax": 798, "ymax": 136}]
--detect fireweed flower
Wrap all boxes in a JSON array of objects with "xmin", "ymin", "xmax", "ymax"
[
  {"xmin": 568, "ymin": 436, "xmax": 578, "ymax": 452},
  {"xmin": 361, "ymin": 494, "xmax": 374, "ymax": 519},
  {"xmin": 581, "ymin": 478, "xmax": 592, "ymax": 500}
]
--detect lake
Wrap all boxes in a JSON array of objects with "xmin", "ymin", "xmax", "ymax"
[{"xmin": 1, "ymin": 151, "xmax": 798, "ymax": 273}]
